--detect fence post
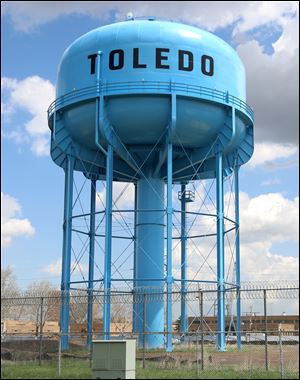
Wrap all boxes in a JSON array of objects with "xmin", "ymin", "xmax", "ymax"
[
  {"xmin": 200, "ymin": 290, "xmax": 204, "ymax": 371},
  {"xmin": 279, "ymin": 329, "xmax": 284, "ymax": 379},
  {"xmin": 39, "ymin": 296, "xmax": 44, "ymax": 366},
  {"xmin": 263, "ymin": 289, "xmax": 268, "ymax": 371},
  {"xmin": 89, "ymin": 343, "xmax": 93, "ymax": 369},
  {"xmin": 58, "ymin": 333, "xmax": 61, "ymax": 377},
  {"xmin": 196, "ymin": 332, "xmax": 200, "ymax": 379},
  {"xmin": 143, "ymin": 293, "xmax": 147, "ymax": 369}
]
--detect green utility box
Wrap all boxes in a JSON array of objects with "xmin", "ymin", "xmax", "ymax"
[{"xmin": 92, "ymin": 340, "xmax": 136, "ymax": 379}]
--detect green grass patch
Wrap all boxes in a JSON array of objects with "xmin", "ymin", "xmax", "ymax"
[
  {"xmin": 1, "ymin": 360, "xmax": 90, "ymax": 379},
  {"xmin": 1, "ymin": 360, "xmax": 299, "ymax": 379}
]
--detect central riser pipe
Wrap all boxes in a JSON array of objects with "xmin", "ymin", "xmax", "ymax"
[{"xmin": 134, "ymin": 176, "xmax": 165, "ymax": 348}]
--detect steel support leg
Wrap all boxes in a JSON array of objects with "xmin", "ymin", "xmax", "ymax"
[
  {"xmin": 166, "ymin": 141, "xmax": 173, "ymax": 352},
  {"xmin": 60, "ymin": 155, "xmax": 74, "ymax": 350},
  {"xmin": 87, "ymin": 177, "xmax": 96, "ymax": 347},
  {"xmin": 103, "ymin": 144, "xmax": 113, "ymax": 339},
  {"xmin": 180, "ymin": 184, "xmax": 187, "ymax": 336},
  {"xmin": 234, "ymin": 164, "xmax": 241, "ymax": 349},
  {"xmin": 216, "ymin": 149, "xmax": 226, "ymax": 351},
  {"xmin": 132, "ymin": 183, "xmax": 138, "ymax": 333}
]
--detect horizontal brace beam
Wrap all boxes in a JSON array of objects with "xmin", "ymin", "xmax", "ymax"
[
  {"xmin": 173, "ymin": 209, "xmax": 216, "ymax": 217},
  {"xmin": 173, "ymin": 279, "xmax": 220, "ymax": 284},
  {"xmin": 95, "ymin": 234, "xmax": 133, "ymax": 240},
  {"xmin": 112, "ymin": 278, "xmax": 165, "ymax": 282},
  {"xmin": 112, "ymin": 209, "xmax": 166, "ymax": 213},
  {"xmin": 70, "ymin": 279, "xmax": 104, "ymax": 284},
  {"xmin": 72, "ymin": 211, "xmax": 105, "ymax": 219}
]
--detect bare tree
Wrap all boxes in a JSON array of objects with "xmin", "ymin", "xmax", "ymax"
[
  {"xmin": 1, "ymin": 266, "xmax": 19, "ymax": 297},
  {"xmin": 1, "ymin": 266, "xmax": 20, "ymax": 320},
  {"xmin": 23, "ymin": 281, "xmax": 59, "ymax": 332}
]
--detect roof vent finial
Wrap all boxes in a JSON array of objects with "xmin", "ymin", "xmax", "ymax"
[{"xmin": 126, "ymin": 12, "xmax": 134, "ymax": 21}]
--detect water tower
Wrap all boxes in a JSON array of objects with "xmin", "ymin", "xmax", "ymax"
[{"xmin": 48, "ymin": 17, "xmax": 254, "ymax": 352}]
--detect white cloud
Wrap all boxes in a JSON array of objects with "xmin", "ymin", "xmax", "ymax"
[
  {"xmin": 2, "ymin": 2, "xmax": 298, "ymax": 146},
  {"xmin": 2, "ymin": 1, "xmax": 298, "ymax": 38},
  {"xmin": 232, "ymin": 1, "xmax": 298, "ymax": 37},
  {"xmin": 223, "ymin": 190, "xmax": 299, "ymax": 244},
  {"xmin": 41, "ymin": 258, "xmax": 88, "ymax": 276},
  {"xmin": 273, "ymin": 7, "xmax": 299, "ymax": 56},
  {"xmin": 1, "ymin": 1, "xmax": 115, "ymax": 32},
  {"xmin": 230, "ymin": 189, "xmax": 299, "ymax": 282},
  {"xmin": 261, "ymin": 177, "xmax": 281, "ymax": 186},
  {"xmin": 96, "ymin": 182, "xmax": 135, "ymax": 210},
  {"xmin": 237, "ymin": 37, "xmax": 299, "ymax": 145},
  {"xmin": 5, "ymin": 76, "xmax": 54, "ymax": 128},
  {"xmin": 41, "ymin": 259, "xmax": 62, "ymax": 275},
  {"xmin": 1, "ymin": 130, "xmax": 30, "ymax": 145},
  {"xmin": 1, "ymin": 77, "xmax": 18, "ymax": 90},
  {"xmin": 240, "ymin": 240, "xmax": 299, "ymax": 282},
  {"xmin": 1, "ymin": 192, "xmax": 35, "ymax": 247},
  {"xmin": 245, "ymin": 143, "xmax": 298, "ymax": 168},
  {"xmin": 30, "ymin": 136, "xmax": 50, "ymax": 156},
  {"xmin": 1, "ymin": 76, "xmax": 55, "ymax": 156},
  {"xmin": 239, "ymin": 192, "xmax": 299, "ymax": 243},
  {"xmin": 1, "ymin": 192, "xmax": 21, "ymax": 221},
  {"xmin": 172, "ymin": 189, "xmax": 299, "ymax": 287}
]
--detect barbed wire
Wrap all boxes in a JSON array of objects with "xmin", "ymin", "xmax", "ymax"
[{"xmin": 1, "ymin": 280, "xmax": 299, "ymax": 306}]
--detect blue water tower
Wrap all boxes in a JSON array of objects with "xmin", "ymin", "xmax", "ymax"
[{"xmin": 48, "ymin": 17, "xmax": 254, "ymax": 352}]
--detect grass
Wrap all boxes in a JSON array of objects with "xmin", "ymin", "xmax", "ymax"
[{"xmin": 1, "ymin": 360, "xmax": 299, "ymax": 379}]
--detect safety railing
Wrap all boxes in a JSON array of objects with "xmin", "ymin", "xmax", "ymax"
[{"xmin": 47, "ymin": 81, "xmax": 254, "ymax": 121}]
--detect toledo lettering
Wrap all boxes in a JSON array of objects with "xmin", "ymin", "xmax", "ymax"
[{"xmin": 88, "ymin": 48, "xmax": 214, "ymax": 76}]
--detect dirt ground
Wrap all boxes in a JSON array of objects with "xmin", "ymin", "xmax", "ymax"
[
  {"xmin": 1, "ymin": 339, "xmax": 84, "ymax": 361},
  {"xmin": 136, "ymin": 345, "xmax": 299, "ymax": 371},
  {"xmin": 1, "ymin": 339, "xmax": 299, "ymax": 372}
]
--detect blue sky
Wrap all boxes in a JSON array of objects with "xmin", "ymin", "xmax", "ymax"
[{"xmin": 1, "ymin": 2, "xmax": 299, "ymax": 305}]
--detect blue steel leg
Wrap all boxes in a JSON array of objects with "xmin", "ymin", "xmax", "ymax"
[
  {"xmin": 87, "ymin": 177, "xmax": 96, "ymax": 347},
  {"xmin": 133, "ymin": 182, "xmax": 138, "ymax": 333},
  {"xmin": 180, "ymin": 184, "xmax": 187, "ymax": 337},
  {"xmin": 60, "ymin": 154, "xmax": 74, "ymax": 350},
  {"xmin": 103, "ymin": 144, "xmax": 113, "ymax": 340},
  {"xmin": 166, "ymin": 141, "xmax": 173, "ymax": 352},
  {"xmin": 234, "ymin": 163, "xmax": 241, "ymax": 349},
  {"xmin": 216, "ymin": 149, "xmax": 226, "ymax": 351}
]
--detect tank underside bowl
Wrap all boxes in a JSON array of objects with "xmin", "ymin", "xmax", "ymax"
[{"xmin": 49, "ymin": 93, "xmax": 253, "ymax": 181}]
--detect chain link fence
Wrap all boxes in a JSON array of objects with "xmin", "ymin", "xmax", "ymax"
[{"xmin": 1, "ymin": 285, "xmax": 299, "ymax": 379}]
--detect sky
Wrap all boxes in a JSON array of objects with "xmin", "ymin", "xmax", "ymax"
[{"xmin": 1, "ymin": 1, "xmax": 299, "ymax": 315}]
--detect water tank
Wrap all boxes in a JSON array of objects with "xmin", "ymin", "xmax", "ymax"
[
  {"xmin": 48, "ymin": 18, "xmax": 254, "ymax": 352},
  {"xmin": 48, "ymin": 18, "xmax": 253, "ymax": 179}
]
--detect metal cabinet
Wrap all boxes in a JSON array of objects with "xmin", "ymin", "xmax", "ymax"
[{"xmin": 92, "ymin": 340, "xmax": 136, "ymax": 379}]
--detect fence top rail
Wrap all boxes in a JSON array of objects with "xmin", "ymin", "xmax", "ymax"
[{"xmin": 1, "ymin": 286, "xmax": 299, "ymax": 302}]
